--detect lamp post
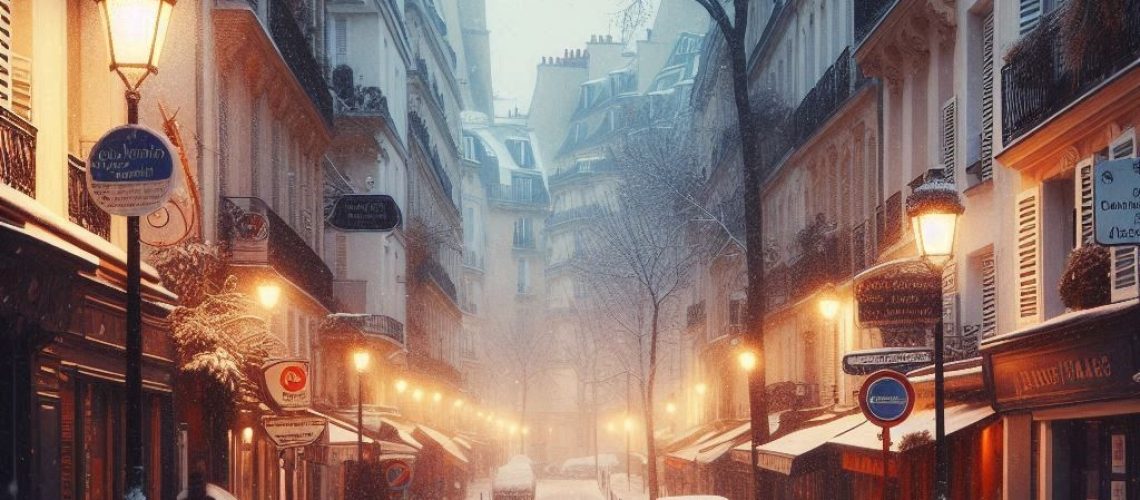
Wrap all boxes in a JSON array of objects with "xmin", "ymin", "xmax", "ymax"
[
  {"xmin": 94, "ymin": 1, "xmax": 175, "ymax": 497},
  {"xmin": 738, "ymin": 349, "xmax": 758, "ymax": 496},
  {"xmin": 819, "ymin": 284, "xmax": 841, "ymax": 404},
  {"xmin": 905, "ymin": 173, "xmax": 964, "ymax": 500},
  {"xmin": 353, "ymin": 349, "xmax": 371, "ymax": 463}
]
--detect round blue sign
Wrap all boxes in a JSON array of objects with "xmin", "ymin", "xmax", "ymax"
[
  {"xmin": 86, "ymin": 124, "xmax": 177, "ymax": 216},
  {"xmin": 859, "ymin": 370, "xmax": 915, "ymax": 428}
]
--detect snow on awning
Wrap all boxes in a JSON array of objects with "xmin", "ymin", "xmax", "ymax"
[
  {"xmin": 754, "ymin": 413, "xmax": 866, "ymax": 475},
  {"xmin": 668, "ymin": 423, "xmax": 751, "ymax": 464},
  {"xmin": 414, "ymin": 424, "xmax": 469, "ymax": 465},
  {"xmin": 827, "ymin": 403, "xmax": 996, "ymax": 453}
]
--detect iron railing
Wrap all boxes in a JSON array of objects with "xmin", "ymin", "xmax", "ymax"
[
  {"xmin": 854, "ymin": 0, "xmax": 897, "ymax": 43},
  {"xmin": 1, "ymin": 107, "xmax": 36, "ymax": 197},
  {"xmin": 462, "ymin": 249, "xmax": 484, "ymax": 270},
  {"xmin": 486, "ymin": 182, "xmax": 549, "ymax": 206},
  {"xmin": 417, "ymin": 257, "xmax": 457, "ymax": 302},
  {"xmin": 1001, "ymin": 0, "xmax": 1140, "ymax": 143},
  {"xmin": 545, "ymin": 203, "xmax": 608, "ymax": 228},
  {"xmin": 408, "ymin": 111, "xmax": 454, "ymax": 201},
  {"xmin": 548, "ymin": 158, "xmax": 617, "ymax": 185},
  {"xmin": 221, "ymin": 197, "xmax": 335, "ymax": 308},
  {"xmin": 876, "ymin": 191, "xmax": 902, "ymax": 252},
  {"xmin": 512, "ymin": 233, "xmax": 536, "ymax": 249},
  {"xmin": 269, "ymin": 0, "xmax": 334, "ymax": 126},
  {"xmin": 68, "ymin": 155, "xmax": 111, "ymax": 240}
]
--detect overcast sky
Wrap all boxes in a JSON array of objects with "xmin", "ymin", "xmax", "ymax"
[{"xmin": 485, "ymin": 0, "xmax": 657, "ymax": 115}]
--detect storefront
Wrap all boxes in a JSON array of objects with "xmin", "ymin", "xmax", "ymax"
[
  {"xmin": 1, "ymin": 221, "xmax": 179, "ymax": 499},
  {"xmin": 982, "ymin": 299, "xmax": 1140, "ymax": 499}
]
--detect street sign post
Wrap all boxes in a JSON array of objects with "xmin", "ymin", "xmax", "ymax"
[
  {"xmin": 1094, "ymin": 158, "xmax": 1140, "ymax": 245},
  {"xmin": 86, "ymin": 124, "xmax": 177, "ymax": 216},
  {"xmin": 859, "ymin": 370, "xmax": 915, "ymax": 500},
  {"xmin": 327, "ymin": 194, "xmax": 402, "ymax": 232},
  {"xmin": 843, "ymin": 347, "xmax": 934, "ymax": 375},
  {"xmin": 262, "ymin": 415, "xmax": 326, "ymax": 448}
]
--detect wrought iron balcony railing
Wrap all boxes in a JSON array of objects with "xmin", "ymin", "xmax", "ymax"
[
  {"xmin": 462, "ymin": 249, "xmax": 484, "ymax": 270},
  {"xmin": 545, "ymin": 203, "xmax": 609, "ymax": 228},
  {"xmin": 221, "ymin": 197, "xmax": 335, "ymax": 308},
  {"xmin": 417, "ymin": 257, "xmax": 458, "ymax": 303},
  {"xmin": 1, "ymin": 107, "xmax": 36, "ymax": 197},
  {"xmin": 1001, "ymin": 0, "xmax": 1140, "ymax": 144},
  {"xmin": 68, "ymin": 155, "xmax": 111, "ymax": 240},
  {"xmin": 408, "ymin": 111, "xmax": 454, "ymax": 201},
  {"xmin": 854, "ymin": 0, "xmax": 897, "ymax": 43},
  {"xmin": 486, "ymin": 182, "xmax": 549, "ymax": 206},
  {"xmin": 788, "ymin": 47, "xmax": 864, "ymax": 148},
  {"xmin": 548, "ymin": 157, "xmax": 617, "ymax": 185},
  {"xmin": 269, "ymin": 0, "xmax": 334, "ymax": 127}
]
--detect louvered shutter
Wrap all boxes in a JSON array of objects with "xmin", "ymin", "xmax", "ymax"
[
  {"xmin": 1020, "ymin": 0, "xmax": 1043, "ymax": 34},
  {"xmin": 1074, "ymin": 158, "xmax": 1094, "ymax": 246},
  {"xmin": 980, "ymin": 252, "xmax": 997, "ymax": 338},
  {"xmin": 335, "ymin": 233, "xmax": 348, "ymax": 278},
  {"xmin": 942, "ymin": 260, "xmax": 959, "ymax": 339},
  {"xmin": 941, "ymin": 97, "xmax": 957, "ymax": 185},
  {"xmin": 978, "ymin": 12, "xmax": 995, "ymax": 181},
  {"xmin": 0, "ymin": 0, "xmax": 10, "ymax": 110},
  {"xmin": 1016, "ymin": 188, "xmax": 1042, "ymax": 324},
  {"xmin": 1109, "ymin": 130, "xmax": 1138, "ymax": 302}
]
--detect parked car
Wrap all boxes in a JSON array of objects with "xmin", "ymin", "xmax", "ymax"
[{"xmin": 492, "ymin": 455, "xmax": 536, "ymax": 500}]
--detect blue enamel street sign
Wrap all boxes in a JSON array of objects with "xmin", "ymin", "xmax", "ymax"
[
  {"xmin": 859, "ymin": 370, "xmax": 915, "ymax": 428},
  {"xmin": 86, "ymin": 125, "xmax": 176, "ymax": 216}
]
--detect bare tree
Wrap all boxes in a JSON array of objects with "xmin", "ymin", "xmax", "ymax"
[
  {"xmin": 485, "ymin": 309, "xmax": 558, "ymax": 453},
  {"xmin": 572, "ymin": 125, "xmax": 710, "ymax": 498}
]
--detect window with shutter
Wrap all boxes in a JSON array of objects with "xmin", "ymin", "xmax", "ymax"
[
  {"xmin": 1074, "ymin": 158, "xmax": 1094, "ymax": 246},
  {"xmin": 980, "ymin": 252, "xmax": 997, "ymax": 338},
  {"xmin": 0, "ymin": 0, "xmax": 10, "ymax": 110},
  {"xmin": 1019, "ymin": 0, "xmax": 1043, "ymax": 34},
  {"xmin": 1109, "ymin": 130, "xmax": 1138, "ymax": 302},
  {"xmin": 941, "ymin": 97, "xmax": 957, "ymax": 185},
  {"xmin": 335, "ymin": 17, "xmax": 347, "ymax": 63},
  {"xmin": 978, "ymin": 12, "xmax": 995, "ymax": 181},
  {"xmin": 942, "ymin": 260, "xmax": 959, "ymax": 338},
  {"xmin": 335, "ymin": 233, "xmax": 347, "ymax": 278},
  {"xmin": 1016, "ymin": 188, "xmax": 1041, "ymax": 323}
]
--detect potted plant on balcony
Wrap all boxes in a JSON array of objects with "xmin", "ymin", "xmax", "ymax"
[
  {"xmin": 1059, "ymin": 243, "xmax": 1111, "ymax": 310},
  {"xmin": 1058, "ymin": 0, "xmax": 1126, "ymax": 76}
]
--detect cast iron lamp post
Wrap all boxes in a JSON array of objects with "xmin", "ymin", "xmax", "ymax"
[
  {"xmin": 819, "ymin": 284, "xmax": 841, "ymax": 403},
  {"xmin": 353, "ymin": 349, "xmax": 371, "ymax": 462},
  {"xmin": 94, "ymin": 1, "xmax": 174, "ymax": 497},
  {"xmin": 906, "ymin": 173, "xmax": 964, "ymax": 500},
  {"xmin": 737, "ymin": 349, "xmax": 759, "ymax": 494}
]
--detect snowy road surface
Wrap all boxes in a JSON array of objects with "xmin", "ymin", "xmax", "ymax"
[{"xmin": 467, "ymin": 479, "xmax": 605, "ymax": 500}]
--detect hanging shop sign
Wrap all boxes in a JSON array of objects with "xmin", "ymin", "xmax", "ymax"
[
  {"xmin": 859, "ymin": 370, "xmax": 915, "ymax": 427},
  {"xmin": 1094, "ymin": 158, "xmax": 1140, "ymax": 246},
  {"xmin": 854, "ymin": 260, "xmax": 941, "ymax": 328},
  {"xmin": 327, "ymin": 194, "xmax": 402, "ymax": 232},
  {"xmin": 843, "ymin": 347, "xmax": 934, "ymax": 375},
  {"xmin": 383, "ymin": 459, "xmax": 415, "ymax": 490},
  {"xmin": 261, "ymin": 415, "xmax": 326, "ymax": 448},
  {"xmin": 86, "ymin": 125, "xmax": 177, "ymax": 216},
  {"xmin": 261, "ymin": 359, "xmax": 311, "ymax": 411}
]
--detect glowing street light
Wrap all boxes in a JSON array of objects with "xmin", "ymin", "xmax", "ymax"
[
  {"xmin": 256, "ymin": 282, "xmax": 282, "ymax": 309},
  {"xmin": 738, "ymin": 350, "xmax": 758, "ymax": 372},
  {"xmin": 665, "ymin": 401, "xmax": 677, "ymax": 414},
  {"xmin": 352, "ymin": 348, "xmax": 370, "ymax": 463},
  {"xmin": 695, "ymin": 383, "xmax": 708, "ymax": 396},
  {"xmin": 605, "ymin": 421, "xmax": 615, "ymax": 434},
  {"xmin": 395, "ymin": 378, "xmax": 408, "ymax": 394},
  {"xmin": 453, "ymin": 399, "xmax": 464, "ymax": 408},
  {"xmin": 623, "ymin": 416, "xmax": 634, "ymax": 432},
  {"xmin": 353, "ymin": 350, "xmax": 371, "ymax": 374},
  {"xmin": 95, "ymin": 0, "xmax": 176, "ymax": 90},
  {"xmin": 412, "ymin": 388, "xmax": 424, "ymax": 402},
  {"xmin": 818, "ymin": 283, "xmax": 840, "ymax": 320},
  {"xmin": 432, "ymin": 391, "xmax": 442, "ymax": 403}
]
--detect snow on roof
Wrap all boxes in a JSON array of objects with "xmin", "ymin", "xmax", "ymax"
[
  {"xmin": 828, "ymin": 403, "xmax": 995, "ymax": 453},
  {"xmin": 669, "ymin": 423, "xmax": 751, "ymax": 463},
  {"xmin": 1, "ymin": 184, "xmax": 176, "ymax": 303},
  {"xmin": 754, "ymin": 413, "xmax": 866, "ymax": 475},
  {"xmin": 416, "ymin": 424, "xmax": 469, "ymax": 464}
]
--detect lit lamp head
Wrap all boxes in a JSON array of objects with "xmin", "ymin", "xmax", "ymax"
[
  {"xmin": 94, "ymin": 0, "xmax": 176, "ymax": 90},
  {"xmin": 256, "ymin": 282, "xmax": 282, "ymax": 309},
  {"xmin": 241, "ymin": 426, "xmax": 254, "ymax": 446},
  {"xmin": 432, "ymin": 392, "xmax": 442, "ymax": 403},
  {"xmin": 453, "ymin": 399, "xmax": 464, "ymax": 408},
  {"xmin": 665, "ymin": 401, "xmax": 676, "ymax": 414},
  {"xmin": 818, "ymin": 283, "xmax": 840, "ymax": 320},
  {"xmin": 352, "ymin": 349, "xmax": 370, "ymax": 373},
  {"xmin": 694, "ymin": 383, "xmax": 707, "ymax": 396},
  {"xmin": 623, "ymin": 416, "xmax": 634, "ymax": 432},
  {"xmin": 412, "ymin": 388, "xmax": 424, "ymax": 402},
  {"xmin": 906, "ymin": 172, "xmax": 965, "ymax": 266},
  {"xmin": 394, "ymin": 378, "xmax": 408, "ymax": 394},
  {"xmin": 738, "ymin": 350, "xmax": 758, "ymax": 372}
]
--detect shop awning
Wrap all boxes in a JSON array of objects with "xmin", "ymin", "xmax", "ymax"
[
  {"xmin": 668, "ymin": 422, "xmax": 752, "ymax": 464},
  {"xmin": 827, "ymin": 403, "xmax": 995, "ymax": 452},
  {"xmin": 755, "ymin": 413, "xmax": 866, "ymax": 475},
  {"xmin": 414, "ymin": 424, "xmax": 470, "ymax": 465}
]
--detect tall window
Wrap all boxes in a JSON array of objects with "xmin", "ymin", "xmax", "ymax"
[
  {"xmin": 517, "ymin": 258, "xmax": 530, "ymax": 294},
  {"xmin": 506, "ymin": 138, "xmax": 534, "ymax": 168},
  {"xmin": 462, "ymin": 135, "xmax": 478, "ymax": 161},
  {"xmin": 334, "ymin": 17, "xmax": 348, "ymax": 65},
  {"xmin": 514, "ymin": 218, "xmax": 534, "ymax": 248}
]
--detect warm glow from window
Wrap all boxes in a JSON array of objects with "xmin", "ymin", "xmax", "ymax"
[
  {"xmin": 665, "ymin": 402, "xmax": 677, "ymax": 414},
  {"xmin": 241, "ymin": 426, "xmax": 254, "ymax": 445},
  {"xmin": 819, "ymin": 295, "xmax": 840, "ymax": 320},
  {"xmin": 412, "ymin": 388, "xmax": 423, "ymax": 402},
  {"xmin": 432, "ymin": 392, "xmax": 442, "ymax": 403},
  {"xmin": 623, "ymin": 416, "xmax": 634, "ymax": 432}
]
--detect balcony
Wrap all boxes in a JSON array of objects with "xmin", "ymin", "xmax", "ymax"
[
  {"xmin": 512, "ymin": 233, "xmax": 536, "ymax": 250},
  {"xmin": 787, "ymin": 48, "xmax": 864, "ymax": 147},
  {"xmin": 486, "ymin": 182, "xmax": 549, "ymax": 207},
  {"xmin": 67, "ymin": 155, "xmax": 111, "ymax": 240},
  {"xmin": 417, "ymin": 257, "xmax": 458, "ymax": 303},
  {"xmin": 1001, "ymin": 1, "xmax": 1140, "ymax": 144},
  {"xmin": 322, "ymin": 313, "xmax": 406, "ymax": 350},
  {"xmin": 854, "ymin": 0, "xmax": 897, "ymax": 43},
  {"xmin": 875, "ymin": 190, "xmax": 902, "ymax": 253},
  {"xmin": 548, "ymin": 157, "xmax": 617, "ymax": 185},
  {"xmin": 221, "ymin": 197, "xmax": 335, "ymax": 308},
  {"xmin": 411, "ymin": 57, "xmax": 448, "ymax": 120},
  {"xmin": 1, "ymin": 107, "xmax": 36, "ymax": 197},
  {"xmin": 268, "ymin": 0, "xmax": 334, "ymax": 126},
  {"xmin": 462, "ymin": 249, "xmax": 484, "ymax": 270},
  {"xmin": 407, "ymin": 351, "xmax": 463, "ymax": 387},
  {"xmin": 545, "ymin": 203, "xmax": 609, "ymax": 228},
  {"xmin": 408, "ymin": 111, "xmax": 454, "ymax": 201},
  {"xmin": 331, "ymin": 66, "xmax": 391, "ymax": 121}
]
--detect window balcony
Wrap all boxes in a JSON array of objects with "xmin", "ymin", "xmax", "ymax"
[
  {"xmin": 512, "ymin": 234, "xmax": 536, "ymax": 250},
  {"xmin": 462, "ymin": 249, "xmax": 484, "ymax": 271},
  {"xmin": 322, "ymin": 313, "xmax": 406, "ymax": 351},
  {"xmin": 1001, "ymin": 1, "xmax": 1140, "ymax": 144},
  {"xmin": 331, "ymin": 65, "xmax": 391, "ymax": 120},
  {"xmin": 67, "ymin": 155, "xmax": 111, "ymax": 240},
  {"xmin": 486, "ymin": 183, "xmax": 549, "ymax": 207},
  {"xmin": 1, "ymin": 107, "xmax": 36, "ymax": 197},
  {"xmin": 267, "ymin": 0, "xmax": 334, "ymax": 127},
  {"xmin": 221, "ymin": 197, "xmax": 335, "ymax": 308},
  {"xmin": 408, "ymin": 111, "xmax": 454, "ymax": 202},
  {"xmin": 548, "ymin": 157, "xmax": 617, "ymax": 185},
  {"xmin": 417, "ymin": 256, "xmax": 458, "ymax": 303},
  {"xmin": 787, "ymin": 47, "xmax": 866, "ymax": 150}
]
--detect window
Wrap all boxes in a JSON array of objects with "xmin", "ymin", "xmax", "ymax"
[
  {"xmin": 512, "ymin": 175, "xmax": 535, "ymax": 201},
  {"xmin": 334, "ymin": 17, "xmax": 347, "ymax": 64},
  {"xmin": 462, "ymin": 135, "xmax": 478, "ymax": 161},
  {"xmin": 1018, "ymin": 0, "xmax": 1065, "ymax": 34},
  {"xmin": 728, "ymin": 297, "xmax": 745, "ymax": 327},
  {"xmin": 506, "ymin": 138, "xmax": 534, "ymax": 167},
  {"xmin": 606, "ymin": 108, "xmax": 621, "ymax": 132},
  {"xmin": 579, "ymin": 85, "xmax": 594, "ymax": 109},
  {"xmin": 572, "ymin": 122, "xmax": 588, "ymax": 143},
  {"xmin": 517, "ymin": 258, "xmax": 530, "ymax": 294},
  {"xmin": 514, "ymin": 218, "xmax": 534, "ymax": 248},
  {"xmin": 0, "ymin": 0, "xmax": 10, "ymax": 111},
  {"xmin": 977, "ymin": 11, "xmax": 995, "ymax": 182}
]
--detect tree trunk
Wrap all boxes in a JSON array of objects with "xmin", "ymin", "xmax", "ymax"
[{"xmin": 644, "ymin": 302, "xmax": 661, "ymax": 499}]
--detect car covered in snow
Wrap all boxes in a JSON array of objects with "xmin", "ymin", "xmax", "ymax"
[{"xmin": 492, "ymin": 455, "xmax": 536, "ymax": 500}]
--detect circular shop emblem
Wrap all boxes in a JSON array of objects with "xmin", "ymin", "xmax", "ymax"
[
  {"xmin": 279, "ymin": 365, "xmax": 307, "ymax": 392},
  {"xmin": 859, "ymin": 370, "xmax": 915, "ymax": 428}
]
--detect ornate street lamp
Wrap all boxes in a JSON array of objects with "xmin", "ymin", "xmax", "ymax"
[
  {"xmin": 738, "ymin": 350, "xmax": 758, "ymax": 372},
  {"xmin": 818, "ymin": 283, "xmax": 840, "ymax": 320},
  {"xmin": 906, "ymin": 172, "xmax": 964, "ymax": 500},
  {"xmin": 353, "ymin": 349, "xmax": 371, "ymax": 463},
  {"xmin": 94, "ymin": 1, "xmax": 175, "ymax": 497},
  {"xmin": 257, "ymin": 282, "xmax": 282, "ymax": 309}
]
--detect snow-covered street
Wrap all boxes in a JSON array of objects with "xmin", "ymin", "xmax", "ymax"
[{"xmin": 467, "ymin": 478, "xmax": 606, "ymax": 500}]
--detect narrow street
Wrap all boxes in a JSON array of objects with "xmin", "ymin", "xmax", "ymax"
[{"xmin": 467, "ymin": 479, "xmax": 606, "ymax": 500}]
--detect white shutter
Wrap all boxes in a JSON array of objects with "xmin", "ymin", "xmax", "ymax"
[
  {"xmin": 1109, "ymin": 130, "xmax": 1138, "ymax": 302},
  {"xmin": 943, "ymin": 260, "xmax": 960, "ymax": 338},
  {"xmin": 335, "ymin": 17, "xmax": 347, "ymax": 63},
  {"xmin": 1075, "ymin": 158, "xmax": 1094, "ymax": 246},
  {"xmin": 941, "ymin": 96, "xmax": 958, "ymax": 185},
  {"xmin": 978, "ymin": 12, "xmax": 995, "ymax": 181},
  {"xmin": 980, "ymin": 252, "xmax": 997, "ymax": 338},
  {"xmin": 1019, "ymin": 0, "xmax": 1043, "ymax": 35},
  {"xmin": 1016, "ymin": 188, "xmax": 1042, "ymax": 324},
  {"xmin": 0, "ymin": 0, "xmax": 11, "ymax": 110}
]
